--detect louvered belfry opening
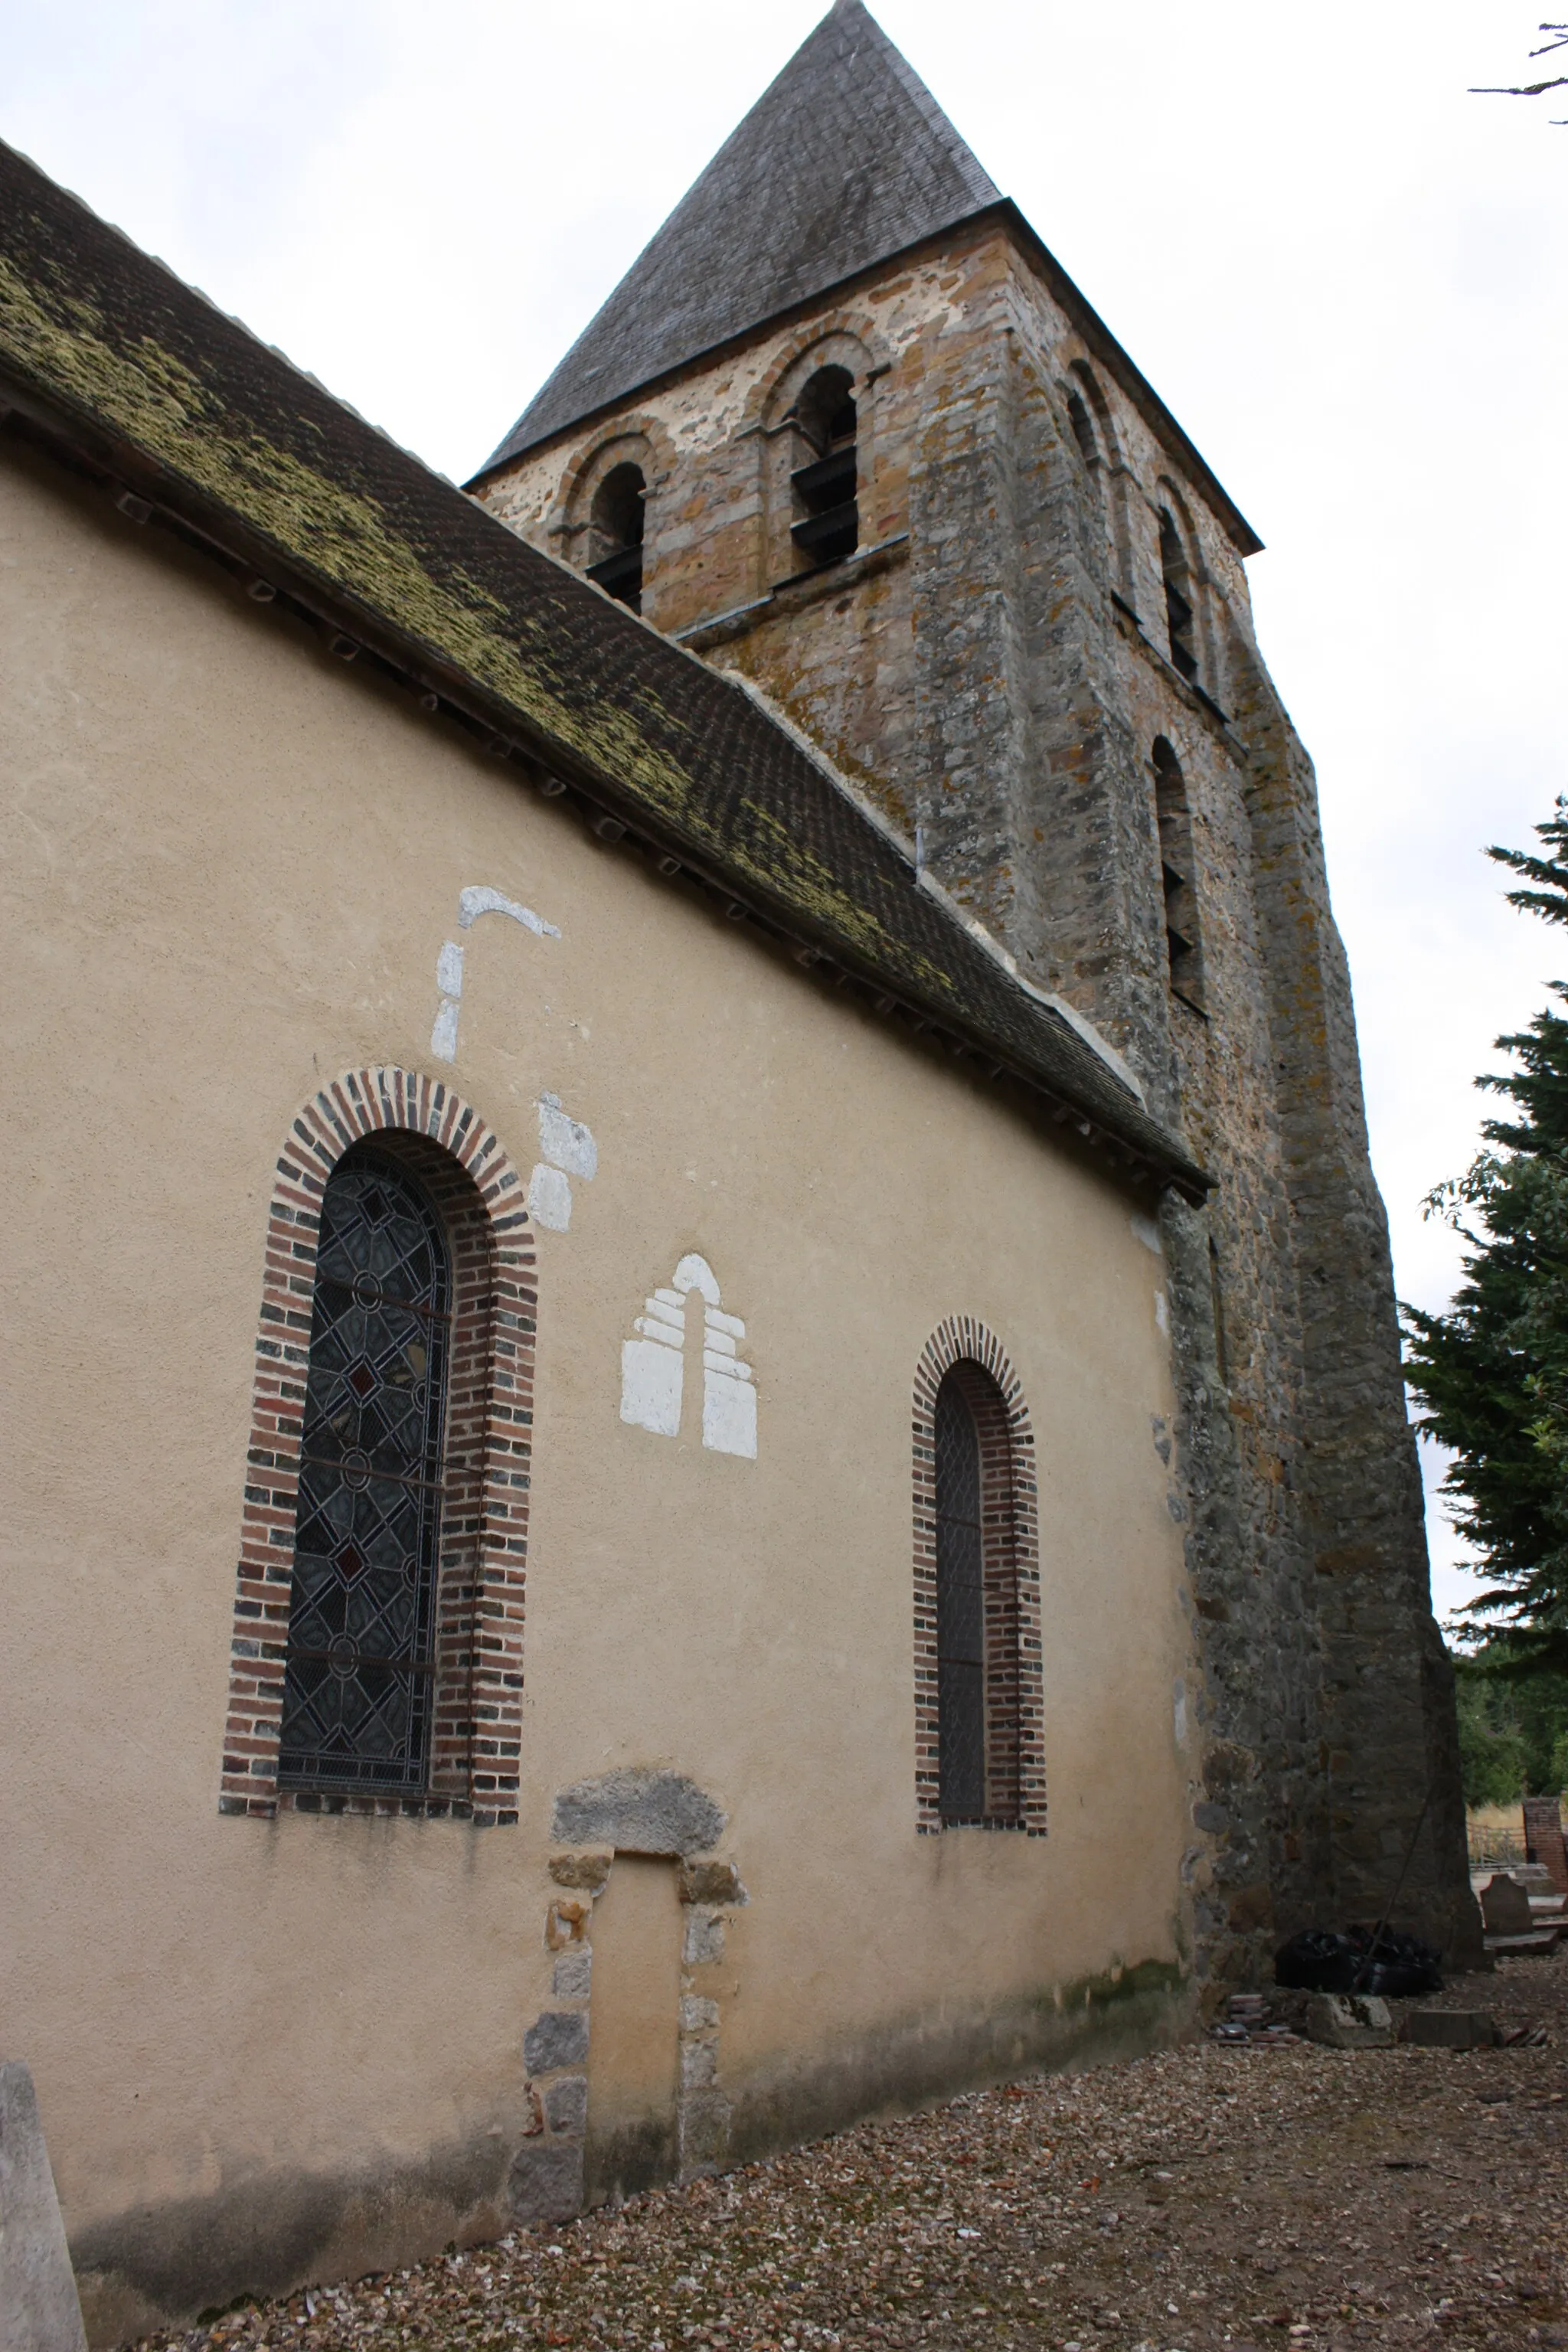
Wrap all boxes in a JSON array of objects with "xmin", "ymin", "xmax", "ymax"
[
  {"xmin": 933, "ymin": 1362, "xmax": 1022, "ymax": 1825},
  {"xmin": 586, "ymin": 462, "xmax": 646, "ymax": 612},
  {"xmin": 789, "ymin": 365, "xmax": 858, "ymax": 569},
  {"xmin": 1067, "ymin": 388, "xmax": 1100, "ymax": 485},
  {"xmin": 279, "ymin": 1145, "xmax": 451, "ymax": 1792},
  {"xmin": 1153, "ymin": 735, "xmax": 1205, "ymax": 1013},
  {"xmin": 1159, "ymin": 508, "xmax": 1199, "ymax": 682}
]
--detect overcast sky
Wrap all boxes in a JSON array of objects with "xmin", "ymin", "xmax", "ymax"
[{"xmin": 6, "ymin": 0, "xmax": 1564, "ymax": 1620}]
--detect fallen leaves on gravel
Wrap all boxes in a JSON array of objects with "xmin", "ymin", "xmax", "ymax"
[{"xmin": 142, "ymin": 1950, "xmax": 1568, "ymax": 2352}]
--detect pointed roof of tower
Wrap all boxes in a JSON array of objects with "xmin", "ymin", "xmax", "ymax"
[{"xmin": 477, "ymin": 0, "xmax": 999, "ymax": 472}]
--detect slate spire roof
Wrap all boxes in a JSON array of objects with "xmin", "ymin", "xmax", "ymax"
[{"xmin": 476, "ymin": 0, "xmax": 1000, "ymax": 473}]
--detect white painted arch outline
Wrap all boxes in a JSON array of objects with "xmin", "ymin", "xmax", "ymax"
[{"xmin": 431, "ymin": 883, "xmax": 560, "ymax": 1063}]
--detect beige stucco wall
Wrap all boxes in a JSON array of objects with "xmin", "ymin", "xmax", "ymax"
[{"xmin": 0, "ymin": 444, "xmax": 1197, "ymax": 2339}]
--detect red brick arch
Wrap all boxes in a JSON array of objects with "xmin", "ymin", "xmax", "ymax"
[
  {"xmin": 913, "ymin": 1318, "xmax": 1045, "ymax": 1834},
  {"xmin": 219, "ymin": 1067, "xmax": 536, "ymax": 1824}
]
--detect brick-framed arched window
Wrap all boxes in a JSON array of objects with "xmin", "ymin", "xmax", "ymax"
[
  {"xmin": 220, "ymin": 1067, "xmax": 535, "ymax": 1825},
  {"xmin": 276, "ymin": 1142, "xmax": 452, "ymax": 1794},
  {"xmin": 913, "ymin": 1320, "xmax": 1045, "ymax": 1833}
]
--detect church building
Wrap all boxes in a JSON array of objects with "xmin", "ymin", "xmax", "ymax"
[{"xmin": 1, "ymin": 5, "xmax": 1474, "ymax": 2341}]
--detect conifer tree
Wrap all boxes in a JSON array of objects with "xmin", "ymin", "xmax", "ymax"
[{"xmin": 1404, "ymin": 799, "xmax": 1568, "ymax": 1666}]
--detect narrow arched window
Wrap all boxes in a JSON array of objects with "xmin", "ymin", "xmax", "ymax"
[
  {"xmin": 587, "ymin": 462, "xmax": 646, "ymax": 612},
  {"xmin": 936, "ymin": 1370, "xmax": 986, "ymax": 1820},
  {"xmin": 789, "ymin": 366, "xmax": 858, "ymax": 570},
  {"xmin": 933, "ymin": 1361, "xmax": 1026, "ymax": 1825},
  {"xmin": 1159, "ymin": 508, "xmax": 1199, "ymax": 682},
  {"xmin": 1153, "ymin": 735, "xmax": 1205, "ymax": 1012},
  {"xmin": 1067, "ymin": 388, "xmax": 1101, "ymax": 489},
  {"xmin": 279, "ymin": 1146, "xmax": 451, "ymax": 1793},
  {"xmin": 915, "ymin": 1330, "xmax": 1043, "ymax": 1836}
]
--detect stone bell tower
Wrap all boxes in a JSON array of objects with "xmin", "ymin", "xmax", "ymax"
[{"xmin": 469, "ymin": 0, "xmax": 1479, "ymax": 1978}]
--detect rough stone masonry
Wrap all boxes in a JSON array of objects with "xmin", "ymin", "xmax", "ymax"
[{"xmin": 471, "ymin": 0, "xmax": 1478, "ymax": 1986}]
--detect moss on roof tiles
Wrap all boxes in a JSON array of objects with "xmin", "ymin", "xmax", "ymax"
[
  {"xmin": 0, "ymin": 245, "xmax": 701, "ymax": 795},
  {"xmin": 0, "ymin": 212, "xmax": 959, "ymax": 998},
  {"xmin": 0, "ymin": 140, "xmax": 1205, "ymax": 1195}
]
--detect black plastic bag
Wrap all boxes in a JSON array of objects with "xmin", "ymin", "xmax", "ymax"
[
  {"xmin": 1345, "ymin": 1922, "xmax": 1443, "ymax": 1997},
  {"xmin": 1274, "ymin": 1928, "xmax": 1361, "ymax": 1992},
  {"xmin": 1274, "ymin": 1923, "xmax": 1442, "ymax": 1997}
]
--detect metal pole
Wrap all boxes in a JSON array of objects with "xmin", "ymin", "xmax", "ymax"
[{"xmin": 1354, "ymin": 1779, "xmax": 1435, "ymax": 1991}]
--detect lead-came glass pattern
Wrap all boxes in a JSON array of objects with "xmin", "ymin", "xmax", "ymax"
[
  {"xmin": 935, "ymin": 1369, "xmax": 986, "ymax": 1821},
  {"xmin": 279, "ymin": 1148, "xmax": 451, "ymax": 1792}
]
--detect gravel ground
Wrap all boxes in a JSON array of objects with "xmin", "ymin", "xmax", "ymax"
[{"xmin": 149, "ymin": 1949, "xmax": 1568, "ymax": 2352}]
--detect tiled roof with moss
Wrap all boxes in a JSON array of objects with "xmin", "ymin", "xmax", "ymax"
[{"xmin": 0, "ymin": 137, "xmax": 1206, "ymax": 1198}]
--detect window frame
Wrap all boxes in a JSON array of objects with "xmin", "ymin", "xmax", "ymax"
[
  {"xmin": 913, "ymin": 1321, "xmax": 1046, "ymax": 1834},
  {"xmin": 277, "ymin": 1144, "xmax": 452, "ymax": 1796},
  {"xmin": 220, "ymin": 1067, "xmax": 537, "ymax": 1825}
]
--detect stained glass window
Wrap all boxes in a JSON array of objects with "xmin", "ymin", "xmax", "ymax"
[
  {"xmin": 279, "ymin": 1149, "xmax": 451, "ymax": 1792},
  {"xmin": 936, "ymin": 1370, "xmax": 985, "ymax": 1821}
]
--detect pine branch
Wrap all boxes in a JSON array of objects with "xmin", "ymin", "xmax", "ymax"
[
  {"xmin": 1472, "ymin": 27, "xmax": 1568, "ymax": 112},
  {"xmin": 1469, "ymin": 73, "xmax": 1568, "ymax": 94}
]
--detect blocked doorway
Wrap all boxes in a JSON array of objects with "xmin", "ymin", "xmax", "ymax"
[{"xmin": 583, "ymin": 1855, "xmax": 683, "ymax": 2206}]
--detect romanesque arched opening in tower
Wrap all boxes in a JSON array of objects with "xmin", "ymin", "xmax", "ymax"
[
  {"xmin": 1158, "ymin": 507, "xmax": 1199, "ymax": 682},
  {"xmin": 789, "ymin": 365, "xmax": 858, "ymax": 569},
  {"xmin": 1065, "ymin": 362, "xmax": 1137, "ymax": 604},
  {"xmin": 1066, "ymin": 387, "xmax": 1101, "ymax": 488},
  {"xmin": 1153, "ymin": 735, "xmax": 1205, "ymax": 1014},
  {"xmin": 586, "ymin": 461, "xmax": 646, "ymax": 612}
]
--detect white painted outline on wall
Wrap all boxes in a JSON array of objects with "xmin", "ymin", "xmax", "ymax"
[
  {"xmin": 527, "ymin": 1093, "xmax": 598, "ymax": 1233},
  {"xmin": 430, "ymin": 883, "xmax": 560, "ymax": 1063},
  {"xmin": 620, "ymin": 1253, "xmax": 756, "ymax": 1459}
]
